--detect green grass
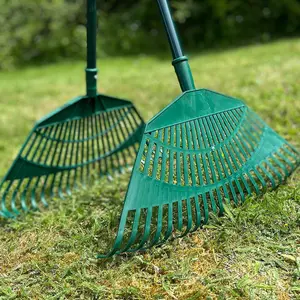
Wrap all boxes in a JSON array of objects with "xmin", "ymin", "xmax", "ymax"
[{"xmin": 0, "ymin": 38, "xmax": 299, "ymax": 299}]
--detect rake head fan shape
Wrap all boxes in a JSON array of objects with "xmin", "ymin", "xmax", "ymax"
[
  {"xmin": 0, "ymin": 0, "xmax": 145, "ymax": 218},
  {"xmin": 99, "ymin": 0, "xmax": 299, "ymax": 257}
]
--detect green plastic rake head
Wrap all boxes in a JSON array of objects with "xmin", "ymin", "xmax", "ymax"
[
  {"xmin": 99, "ymin": 0, "xmax": 299, "ymax": 257},
  {"xmin": 0, "ymin": 0, "xmax": 145, "ymax": 218}
]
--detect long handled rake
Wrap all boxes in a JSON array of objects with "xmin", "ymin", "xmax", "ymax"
[
  {"xmin": 99, "ymin": 0, "xmax": 299, "ymax": 257},
  {"xmin": 0, "ymin": 0, "xmax": 145, "ymax": 218}
]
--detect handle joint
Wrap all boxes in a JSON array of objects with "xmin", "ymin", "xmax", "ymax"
[
  {"xmin": 172, "ymin": 56, "xmax": 195, "ymax": 92},
  {"xmin": 86, "ymin": 68, "xmax": 98, "ymax": 97}
]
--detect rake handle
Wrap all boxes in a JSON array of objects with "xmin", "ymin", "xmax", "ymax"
[
  {"xmin": 157, "ymin": 0, "xmax": 195, "ymax": 92},
  {"xmin": 86, "ymin": 0, "xmax": 98, "ymax": 97}
]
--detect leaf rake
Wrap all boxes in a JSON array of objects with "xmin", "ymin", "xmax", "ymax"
[
  {"xmin": 0, "ymin": 0, "xmax": 145, "ymax": 218},
  {"xmin": 99, "ymin": 0, "xmax": 299, "ymax": 257}
]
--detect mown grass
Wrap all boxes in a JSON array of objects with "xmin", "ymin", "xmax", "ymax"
[{"xmin": 0, "ymin": 38, "xmax": 299, "ymax": 299}]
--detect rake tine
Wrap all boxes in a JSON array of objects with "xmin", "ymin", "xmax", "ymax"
[
  {"xmin": 25, "ymin": 128, "xmax": 51, "ymax": 210},
  {"xmin": 271, "ymin": 155, "xmax": 291, "ymax": 178},
  {"xmin": 101, "ymin": 112, "xmax": 115, "ymax": 177},
  {"xmin": 177, "ymin": 197, "xmax": 193, "ymax": 237},
  {"xmin": 225, "ymin": 147, "xmax": 246, "ymax": 201},
  {"xmin": 92, "ymin": 115, "xmax": 103, "ymax": 176},
  {"xmin": 191, "ymin": 121, "xmax": 204, "ymax": 186},
  {"xmin": 215, "ymin": 115, "xmax": 246, "ymax": 201},
  {"xmin": 175, "ymin": 125, "xmax": 181, "ymax": 185},
  {"xmin": 252, "ymin": 168, "xmax": 267, "ymax": 192},
  {"xmin": 41, "ymin": 125, "xmax": 61, "ymax": 204},
  {"xmin": 259, "ymin": 164, "xmax": 276, "ymax": 189},
  {"xmin": 220, "ymin": 113, "xmax": 254, "ymax": 157},
  {"xmin": 200, "ymin": 193, "xmax": 209, "ymax": 224},
  {"xmin": 98, "ymin": 113, "xmax": 110, "ymax": 175},
  {"xmin": 276, "ymin": 151, "xmax": 295, "ymax": 170},
  {"xmin": 80, "ymin": 118, "xmax": 86, "ymax": 185},
  {"xmin": 224, "ymin": 111, "xmax": 249, "ymax": 159},
  {"xmin": 121, "ymin": 209, "xmax": 141, "ymax": 252},
  {"xmin": 143, "ymin": 140, "xmax": 155, "ymax": 175},
  {"xmin": 101, "ymin": 141, "xmax": 147, "ymax": 255},
  {"xmin": 265, "ymin": 160, "xmax": 283, "ymax": 183},
  {"xmin": 117, "ymin": 108, "xmax": 137, "ymax": 156},
  {"xmin": 11, "ymin": 139, "xmax": 41, "ymax": 216},
  {"xmin": 214, "ymin": 114, "xmax": 253, "ymax": 196},
  {"xmin": 30, "ymin": 178, "xmax": 40, "ymax": 210},
  {"xmin": 202, "ymin": 117, "xmax": 225, "ymax": 211},
  {"xmin": 50, "ymin": 122, "xmax": 69, "ymax": 196},
  {"xmin": 159, "ymin": 129, "xmax": 169, "ymax": 182},
  {"xmin": 246, "ymin": 170, "xmax": 261, "ymax": 195},
  {"xmin": 186, "ymin": 144, "xmax": 197, "ymax": 187},
  {"xmin": 124, "ymin": 107, "xmax": 140, "ymax": 151},
  {"xmin": 21, "ymin": 130, "xmax": 40, "ymax": 161},
  {"xmin": 95, "ymin": 113, "xmax": 108, "ymax": 176},
  {"xmin": 10, "ymin": 126, "xmax": 46, "ymax": 212},
  {"xmin": 123, "ymin": 108, "xmax": 139, "ymax": 153},
  {"xmin": 89, "ymin": 115, "xmax": 96, "ymax": 171},
  {"xmin": 219, "ymin": 116, "xmax": 246, "ymax": 200},
  {"xmin": 209, "ymin": 116, "xmax": 234, "ymax": 199},
  {"xmin": 209, "ymin": 156, "xmax": 232, "ymax": 203},
  {"xmin": 281, "ymin": 146, "xmax": 299, "ymax": 162},
  {"xmin": 98, "ymin": 211, "xmax": 129, "ymax": 258},
  {"xmin": 191, "ymin": 196, "xmax": 202, "ymax": 232},
  {"xmin": 84, "ymin": 117, "xmax": 90, "ymax": 183},
  {"xmin": 162, "ymin": 202, "xmax": 173, "ymax": 241},
  {"xmin": 113, "ymin": 111, "xmax": 131, "ymax": 171},
  {"xmin": 186, "ymin": 198, "xmax": 193, "ymax": 233},
  {"xmin": 62, "ymin": 121, "xmax": 75, "ymax": 196},
  {"xmin": 88, "ymin": 115, "xmax": 95, "ymax": 178},
  {"xmin": 105, "ymin": 111, "xmax": 122, "ymax": 172},
  {"xmin": 168, "ymin": 126, "xmax": 175, "ymax": 184},
  {"xmin": 11, "ymin": 180, "xmax": 23, "ymax": 215},
  {"xmin": 195, "ymin": 120, "xmax": 211, "ymax": 178},
  {"xmin": 20, "ymin": 179, "xmax": 32, "ymax": 212},
  {"xmin": 47, "ymin": 122, "xmax": 67, "ymax": 197},
  {"xmin": 151, "ymin": 131, "xmax": 163, "ymax": 179},
  {"xmin": 35, "ymin": 126, "xmax": 53, "ymax": 162},
  {"xmin": 1, "ymin": 181, "xmax": 14, "ymax": 218},
  {"xmin": 212, "ymin": 113, "xmax": 246, "ymax": 166},
  {"xmin": 194, "ymin": 120, "xmax": 210, "ymax": 188},
  {"xmin": 176, "ymin": 198, "xmax": 183, "ymax": 232},
  {"xmin": 73, "ymin": 118, "xmax": 82, "ymax": 190},
  {"xmin": 225, "ymin": 110, "xmax": 253, "ymax": 144},
  {"xmin": 186, "ymin": 122, "xmax": 195, "ymax": 149},
  {"xmin": 66, "ymin": 119, "xmax": 79, "ymax": 195},
  {"xmin": 58, "ymin": 121, "xmax": 73, "ymax": 199},
  {"xmin": 190, "ymin": 121, "xmax": 200, "ymax": 149},
  {"xmin": 111, "ymin": 109, "xmax": 130, "ymax": 166},
  {"xmin": 181, "ymin": 124, "xmax": 189, "ymax": 185},
  {"xmin": 245, "ymin": 110, "xmax": 265, "ymax": 131},
  {"xmin": 232, "ymin": 111, "xmax": 260, "ymax": 146},
  {"xmin": 148, "ymin": 205, "xmax": 163, "ymax": 247},
  {"xmin": 187, "ymin": 125, "xmax": 200, "ymax": 187},
  {"xmin": 128, "ymin": 207, "xmax": 153, "ymax": 252},
  {"xmin": 129, "ymin": 106, "xmax": 143, "ymax": 130},
  {"xmin": 197, "ymin": 119, "xmax": 218, "ymax": 212},
  {"xmin": 34, "ymin": 126, "xmax": 56, "ymax": 206}
]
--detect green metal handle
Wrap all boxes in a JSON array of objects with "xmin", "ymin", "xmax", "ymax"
[
  {"xmin": 157, "ymin": 0, "xmax": 195, "ymax": 92},
  {"xmin": 86, "ymin": 0, "xmax": 98, "ymax": 97}
]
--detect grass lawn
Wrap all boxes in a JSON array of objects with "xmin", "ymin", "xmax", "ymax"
[{"xmin": 0, "ymin": 38, "xmax": 299, "ymax": 299}]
